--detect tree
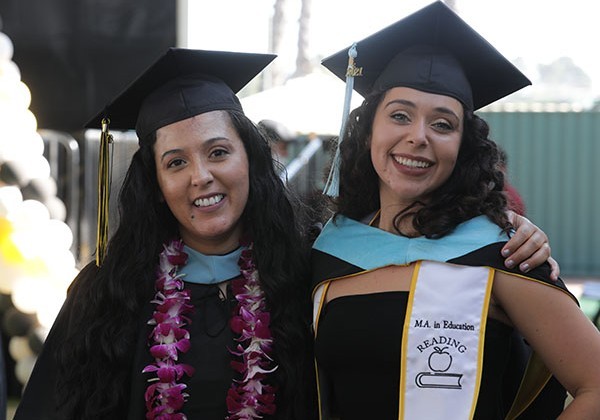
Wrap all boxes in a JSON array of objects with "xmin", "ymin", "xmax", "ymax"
[
  {"xmin": 269, "ymin": 0, "xmax": 314, "ymax": 84},
  {"xmin": 293, "ymin": 0, "xmax": 313, "ymax": 77},
  {"xmin": 269, "ymin": 0, "xmax": 287, "ymax": 86}
]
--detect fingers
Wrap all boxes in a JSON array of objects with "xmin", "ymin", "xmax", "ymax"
[
  {"xmin": 547, "ymin": 257, "xmax": 560, "ymax": 281},
  {"xmin": 501, "ymin": 219, "xmax": 550, "ymax": 273},
  {"xmin": 506, "ymin": 209, "xmax": 518, "ymax": 226},
  {"xmin": 507, "ymin": 242, "xmax": 551, "ymax": 274}
]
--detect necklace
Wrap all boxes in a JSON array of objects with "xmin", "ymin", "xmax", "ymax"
[{"xmin": 143, "ymin": 238, "xmax": 277, "ymax": 419}]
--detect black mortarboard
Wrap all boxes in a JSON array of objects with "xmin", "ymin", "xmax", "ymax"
[
  {"xmin": 321, "ymin": 1, "xmax": 531, "ymax": 110},
  {"xmin": 85, "ymin": 48, "xmax": 276, "ymax": 139}
]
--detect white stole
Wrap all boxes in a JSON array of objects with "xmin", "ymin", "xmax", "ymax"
[{"xmin": 400, "ymin": 261, "xmax": 494, "ymax": 419}]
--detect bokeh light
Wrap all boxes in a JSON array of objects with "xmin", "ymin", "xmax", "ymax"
[{"xmin": 0, "ymin": 29, "xmax": 79, "ymax": 388}]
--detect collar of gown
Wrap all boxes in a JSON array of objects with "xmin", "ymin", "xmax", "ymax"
[{"xmin": 179, "ymin": 245, "xmax": 245, "ymax": 284}]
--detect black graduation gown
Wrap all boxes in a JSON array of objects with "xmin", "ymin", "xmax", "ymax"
[
  {"xmin": 311, "ymin": 215, "xmax": 576, "ymax": 420},
  {"xmin": 14, "ymin": 264, "xmax": 241, "ymax": 419}
]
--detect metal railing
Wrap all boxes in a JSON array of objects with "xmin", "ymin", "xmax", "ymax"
[
  {"xmin": 38, "ymin": 129, "xmax": 81, "ymax": 256},
  {"xmin": 282, "ymin": 137, "xmax": 327, "ymax": 197}
]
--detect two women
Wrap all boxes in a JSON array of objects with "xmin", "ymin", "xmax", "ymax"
[{"xmin": 16, "ymin": 36, "xmax": 558, "ymax": 420}]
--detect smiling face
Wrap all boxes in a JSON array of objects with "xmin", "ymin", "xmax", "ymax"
[
  {"xmin": 370, "ymin": 87, "xmax": 463, "ymax": 221},
  {"xmin": 154, "ymin": 110, "xmax": 250, "ymax": 254}
]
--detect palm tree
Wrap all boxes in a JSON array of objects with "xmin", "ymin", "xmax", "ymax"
[
  {"xmin": 293, "ymin": 0, "xmax": 313, "ymax": 77},
  {"xmin": 269, "ymin": 0, "xmax": 314, "ymax": 84},
  {"xmin": 269, "ymin": 0, "xmax": 287, "ymax": 86}
]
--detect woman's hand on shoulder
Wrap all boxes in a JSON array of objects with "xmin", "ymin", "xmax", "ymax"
[{"xmin": 502, "ymin": 211, "xmax": 559, "ymax": 281}]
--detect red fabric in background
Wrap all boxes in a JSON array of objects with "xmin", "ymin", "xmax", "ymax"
[{"xmin": 505, "ymin": 181, "xmax": 527, "ymax": 216}]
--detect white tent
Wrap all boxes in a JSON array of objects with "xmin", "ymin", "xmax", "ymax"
[{"xmin": 240, "ymin": 71, "xmax": 364, "ymax": 136}]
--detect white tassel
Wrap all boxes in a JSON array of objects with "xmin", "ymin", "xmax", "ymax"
[{"xmin": 323, "ymin": 43, "xmax": 361, "ymax": 197}]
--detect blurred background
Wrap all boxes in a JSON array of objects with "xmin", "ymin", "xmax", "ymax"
[{"xmin": 0, "ymin": 0, "xmax": 598, "ymax": 416}]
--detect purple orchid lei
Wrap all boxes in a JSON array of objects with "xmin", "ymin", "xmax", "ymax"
[
  {"xmin": 143, "ymin": 238, "xmax": 277, "ymax": 420},
  {"xmin": 226, "ymin": 239, "xmax": 278, "ymax": 419},
  {"xmin": 144, "ymin": 239, "xmax": 195, "ymax": 419}
]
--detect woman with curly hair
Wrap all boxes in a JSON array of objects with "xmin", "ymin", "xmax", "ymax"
[
  {"xmin": 311, "ymin": 3, "xmax": 600, "ymax": 419},
  {"xmin": 15, "ymin": 48, "xmax": 315, "ymax": 419}
]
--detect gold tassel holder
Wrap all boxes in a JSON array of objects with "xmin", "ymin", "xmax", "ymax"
[{"xmin": 96, "ymin": 118, "xmax": 113, "ymax": 266}]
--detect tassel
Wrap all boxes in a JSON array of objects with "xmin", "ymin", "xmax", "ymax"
[
  {"xmin": 96, "ymin": 118, "xmax": 113, "ymax": 267},
  {"xmin": 323, "ymin": 43, "xmax": 362, "ymax": 197}
]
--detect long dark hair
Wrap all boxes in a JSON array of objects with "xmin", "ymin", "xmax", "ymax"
[
  {"xmin": 334, "ymin": 90, "xmax": 510, "ymax": 237},
  {"xmin": 54, "ymin": 110, "xmax": 313, "ymax": 419}
]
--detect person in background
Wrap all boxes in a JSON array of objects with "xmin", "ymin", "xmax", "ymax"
[
  {"xmin": 311, "ymin": 2, "xmax": 600, "ymax": 419},
  {"xmin": 498, "ymin": 146, "xmax": 527, "ymax": 216},
  {"xmin": 259, "ymin": 119, "xmax": 296, "ymax": 168},
  {"xmin": 14, "ymin": 48, "xmax": 315, "ymax": 420}
]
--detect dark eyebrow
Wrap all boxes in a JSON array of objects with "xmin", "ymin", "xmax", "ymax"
[
  {"xmin": 384, "ymin": 98, "xmax": 416, "ymax": 109},
  {"xmin": 384, "ymin": 99, "xmax": 460, "ymax": 120},
  {"xmin": 160, "ymin": 148, "xmax": 182, "ymax": 162},
  {"xmin": 433, "ymin": 106, "xmax": 460, "ymax": 120},
  {"xmin": 159, "ymin": 137, "xmax": 230, "ymax": 162}
]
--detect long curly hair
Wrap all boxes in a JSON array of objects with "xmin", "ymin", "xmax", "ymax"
[
  {"xmin": 54, "ymin": 110, "xmax": 314, "ymax": 419},
  {"xmin": 333, "ymin": 90, "xmax": 510, "ymax": 237}
]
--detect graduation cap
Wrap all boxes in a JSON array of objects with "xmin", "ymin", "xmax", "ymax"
[
  {"xmin": 322, "ymin": 0, "xmax": 531, "ymax": 111},
  {"xmin": 86, "ymin": 48, "xmax": 276, "ymax": 139},
  {"xmin": 321, "ymin": 1, "xmax": 531, "ymax": 196},
  {"xmin": 87, "ymin": 48, "xmax": 276, "ymax": 266}
]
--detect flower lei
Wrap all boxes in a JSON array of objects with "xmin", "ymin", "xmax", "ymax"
[
  {"xmin": 226, "ymin": 239, "xmax": 278, "ymax": 419},
  {"xmin": 143, "ymin": 238, "xmax": 277, "ymax": 419}
]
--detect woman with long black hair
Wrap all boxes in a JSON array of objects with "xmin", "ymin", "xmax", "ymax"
[{"xmin": 15, "ymin": 48, "xmax": 314, "ymax": 420}]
